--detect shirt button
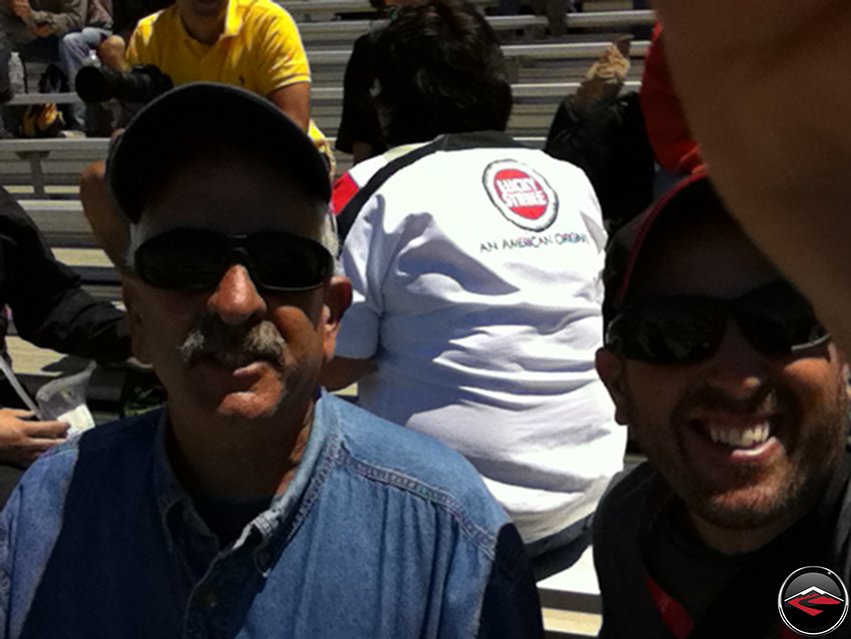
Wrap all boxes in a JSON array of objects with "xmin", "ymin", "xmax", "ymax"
[{"xmin": 200, "ymin": 590, "xmax": 219, "ymax": 609}]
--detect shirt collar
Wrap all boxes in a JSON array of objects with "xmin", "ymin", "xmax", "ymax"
[
  {"xmin": 222, "ymin": 0, "xmax": 242, "ymax": 38},
  {"xmin": 174, "ymin": 0, "xmax": 242, "ymax": 44},
  {"xmin": 249, "ymin": 391, "xmax": 342, "ymax": 542},
  {"xmin": 152, "ymin": 392, "xmax": 342, "ymax": 550}
]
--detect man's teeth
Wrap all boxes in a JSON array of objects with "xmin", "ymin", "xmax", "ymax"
[{"xmin": 708, "ymin": 424, "xmax": 771, "ymax": 448}]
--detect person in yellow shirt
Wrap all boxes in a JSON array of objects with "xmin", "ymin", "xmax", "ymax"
[
  {"xmin": 98, "ymin": 0, "xmax": 331, "ymax": 166},
  {"xmin": 81, "ymin": 0, "xmax": 333, "ymax": 265}
]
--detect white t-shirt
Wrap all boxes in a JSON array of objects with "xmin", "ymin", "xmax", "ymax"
[{"xmin": 335, "ymin": 133, "xmax": 626, "ymax": 543}]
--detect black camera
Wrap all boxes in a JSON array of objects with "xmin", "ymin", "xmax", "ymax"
[{"xmin": 76, "ymin": 65, "xmax": 173, "ymax": 104}]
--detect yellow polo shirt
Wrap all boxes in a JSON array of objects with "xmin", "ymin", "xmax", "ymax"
[{"xmin": 127, "ymin": 0, "xmax": 330, "ymax": 159}]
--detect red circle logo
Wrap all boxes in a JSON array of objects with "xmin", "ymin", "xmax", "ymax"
[
  {"xmin": 491, "ymin": 168, "xmax": 549, "ymax": 220},
  {"xmin": 483, "ymin": 160, "xmax": 558, "ymax": 231}
]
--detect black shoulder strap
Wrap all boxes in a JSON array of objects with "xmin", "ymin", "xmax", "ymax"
[{"xmin": 336, "ymin": 131, "xmax": 526, "ymax": 243}]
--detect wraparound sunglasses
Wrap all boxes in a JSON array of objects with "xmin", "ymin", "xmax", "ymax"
[
  {"xmin": 605, "ymin": 281, "xmax": 830, "ymax": 364},
  {"xmin": 133, "ymin": 229, "xmax": 333, "ymax": 292}
]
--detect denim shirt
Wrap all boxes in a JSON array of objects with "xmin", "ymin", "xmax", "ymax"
[{"xmin": 0, "ymin": 392, "xmax": 541, "ymax": 638}]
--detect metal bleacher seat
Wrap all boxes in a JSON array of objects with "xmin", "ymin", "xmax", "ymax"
[
  {"xmin": 295, "ymin": 9, "xmax": 653, "ymax": 43},
  {"xmin": 0, "ymin": 138, "xmax": 109, "ymax": 197}
]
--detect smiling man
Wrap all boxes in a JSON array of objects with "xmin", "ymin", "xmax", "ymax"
[
  {"xmin": 0, "ymin": 83, "xmax": 542, "ymax": 638},
  {"xmin": 593, "ymin": 173, "xmax": 851, "ymax": 638}
]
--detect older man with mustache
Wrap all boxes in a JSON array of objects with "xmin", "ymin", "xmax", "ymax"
[{"xmin": 0, "ymin": 83, "xmax": 543, "ymax": 639}]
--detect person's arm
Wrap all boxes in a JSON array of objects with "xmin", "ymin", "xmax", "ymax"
[
  {"xmin": 651, "ymin": 0, "xmax": 851, "ymax": 356},
  {"xmin": 0, "ymin": 188, "xmax": 130, "ymax": 363},
  {"xmin": 321, "ymin": 356, "xmax": 375, "ymax": 391},
  {"xmin": 79, "ymin": 160, "xmax": 130, "ymax": 267},
  {"xmin": 0, "ymin": 410, "xmax": 68, "ymax": 469},
  {"xmin": 255, "ymin": 5, "xmax": 312, "ymax": 131},
  {"xmin": 267, "ymin": 83, "xmax": 310, "ymax": 133},
  {"xmin": 123, "ymin": 13, "xmax": 156, "ymax": 68},
  {"xmin": 335, "ymin": 33, "xmax": 385, "ymax": 161},
  {"xmin": 25, "ymin": 0, "xmax": 85, "ymax": 36},
  {"xmin": 321, "ymin": 186, "xmax": 402, "ymax": 388},
  {"xmin": 97, "ymin": 35, "xmax": 129, "ymax": 72}
]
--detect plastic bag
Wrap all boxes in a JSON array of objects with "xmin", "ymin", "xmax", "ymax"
[{"xmin": 36, "ymin": 363, "xmax": 96, "ymax": 435}]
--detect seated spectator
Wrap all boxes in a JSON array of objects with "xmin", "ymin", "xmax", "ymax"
[
  {"xmin": 0, "ymin": 185, "xmax": 130, "ymax": 505},
  {"xmin": 594, "ymin": 174, "xmax": 850, "ymax": 636},
  {"xmin": 0, "ymin": 83, "xmax": 542, "ymax": 637},
  {"xmin": 78, "ymin": 0, "xmax": 334, "ymax": 257},
  {"xmin": 123, "ymin": 0, "xmax": 332, "ymax": 166},
  {"xmin": 89, "ymin": 0, "xmax": 172, "ymax": 103},
  {"xmin": 544, "ymin": 38, "xmax": 655, "ymax": 230},
  {"xmin": 335, "ymin": 0, "xmax": 390, "ymax": 165},
  {"xmin": 0, "ymin": 0, "xmax": 111, "ymax": 135},
  {"xmin": 59, "ymin": 20, "xmax": 112, "ymax": 133},
  {"xmin": 324, "ymin": 0, "xmax": 625, "ymax": 579}
]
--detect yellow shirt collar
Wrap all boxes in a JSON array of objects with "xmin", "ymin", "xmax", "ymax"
[{"xmin": 222, "ymin": 0, "xmax": 242, "ymax": 38}]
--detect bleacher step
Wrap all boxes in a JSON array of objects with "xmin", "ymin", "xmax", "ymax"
[{"xmin": 543, "ymin": 608, "xmax": 601, "ymax": 638}]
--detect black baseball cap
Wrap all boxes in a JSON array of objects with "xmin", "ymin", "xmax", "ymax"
[
  {"xmin": 106, "ymin": 82, "xmax": 331, "ymax": 224},
  {"xmin": 602, "ymin": 172, "xmax": 725, "ymax": 328}
]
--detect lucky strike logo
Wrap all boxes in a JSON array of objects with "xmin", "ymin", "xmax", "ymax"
[
  {"xmin": 483, "ymin": 160, "xmax": 558, "ymax": 232},
  {"xmin": 493, "ymin": 170, "xmax": 547, "ymax": 219}
]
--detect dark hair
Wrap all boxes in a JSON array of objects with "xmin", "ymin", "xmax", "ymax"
[{"xmin": 372, "ymin": 0, "xmax": 512, "ymax": 145}]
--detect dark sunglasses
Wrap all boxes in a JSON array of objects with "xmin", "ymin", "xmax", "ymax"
[
  {"xmin": 133, "ymin": 229, "xmax": 333, "ymax": 292},
  {"xmin": 605, "ymin": 281, "xmax": 830, "ymax": 364}
]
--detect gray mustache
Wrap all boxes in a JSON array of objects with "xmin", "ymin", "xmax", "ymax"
[{"xmin": 179, "ymin": 318, "xmax": 285, "ymax": 368}]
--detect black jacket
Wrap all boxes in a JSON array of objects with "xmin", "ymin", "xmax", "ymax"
[
  {"xmin": 594, "ymin": 453, "xmax": 851, "ymax": 639},
  {"xmin": 0, "ymin": 187, "xmax": 130, "ymax": 377}
]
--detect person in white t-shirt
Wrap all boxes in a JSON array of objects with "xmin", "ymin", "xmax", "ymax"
[{"xmin": 323, "ymin": 0, "xmax": 625, "ymax": 579}]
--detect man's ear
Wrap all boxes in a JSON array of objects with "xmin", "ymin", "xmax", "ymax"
[
  {"xmin": 121, "ymin": 275, "xmax": 152, "ymax": 364},
  {"xmin": 595, "ymin": 347, "xmax": 632, "ymax": 426},
  {"xmin": 320, "ymin": 276, "xmax": 353, "ymax": 362}
]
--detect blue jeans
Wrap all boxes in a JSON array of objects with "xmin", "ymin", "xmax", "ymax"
[{"xmin": 58, "ymin": 26, "xmax": 110, "ymax": 128}]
